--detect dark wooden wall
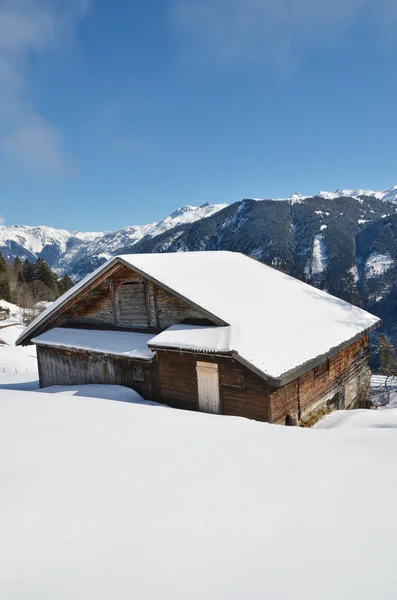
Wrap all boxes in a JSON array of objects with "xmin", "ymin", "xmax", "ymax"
[
  {"xmin": 157, "ymin": 350, "xmax": 269, "ymax": 421},
  {"xmin": 37, "ymin": 336, "xmax": 371, "ymax": 425},
  {"xmin": 37, "ymin": 345, "xmax": 157, "ymax": 399},
  {"xmin": 269, "ymin": 336, "xmax": 371, "ymax": 425}
]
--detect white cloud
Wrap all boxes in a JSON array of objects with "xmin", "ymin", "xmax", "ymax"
[
  {"xmin": 171, "ymin": 0, "xmax": 397, "ymax": 67},
  {"xmin": 0, "ymin": 0, "xmax": 90, "ymax": 175}
]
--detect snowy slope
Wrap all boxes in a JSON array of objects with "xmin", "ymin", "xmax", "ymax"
[
  {"xmin": 0, "ymin": 224, "xmax": 76, "ymax": 255},
  {"xmin": 1, "ymin": 390, "xmax": 397, "ymax": 599}
]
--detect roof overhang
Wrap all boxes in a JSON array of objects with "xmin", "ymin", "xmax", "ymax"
[{"xmin": 234, "ymin": 319, "xmax": 381, "ymax": 388}]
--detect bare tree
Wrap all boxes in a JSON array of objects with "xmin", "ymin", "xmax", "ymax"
[{"xmin": 374, "ymin": 333, "xmax": 397, "ymax": 407}]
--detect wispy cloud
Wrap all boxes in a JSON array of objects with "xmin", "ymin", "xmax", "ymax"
[
  {"xmin": 0, "ymin": 0, "xmax": 90, "ymax": 176},
  {"xmin": 171, "ymin": 0, "xmax": 397, "ymax": 67},
  {"xmin": 0, "ymin": 215, "xmax": 4, "ymax": 226}
]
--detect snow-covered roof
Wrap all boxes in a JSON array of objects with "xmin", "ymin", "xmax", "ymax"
[
  {"xmin": 33, "ymin": 328, "xmax": 155, "ymax": 361},
  {"xmin": 149, "ymin": 325, "xmax": 233, "ymax": 353},
  {"xmin": 19, "ymin": 251, "xmax": 381, "ymax": 385}
]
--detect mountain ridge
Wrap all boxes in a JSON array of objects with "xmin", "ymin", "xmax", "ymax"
[{"xmin": 1, "ymin": 186, "xmax": 397, "ymax": 339}]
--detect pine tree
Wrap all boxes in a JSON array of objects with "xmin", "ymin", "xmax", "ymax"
[
  {"xmin": 0, "ymin": 252, "xmax": 7, "ymax": 275},
  {"xmin": 14, "ymin": 256, "xmax": 22, "ymax": 272},
  {"xmin": 58, "ymin": 274, "xmax": 74, "ymax": 295},
  {"xmin": 22, "ymin": 259, "xmax": 35, "ymax": 283},
  {"xmin": 0, "ymin": 279, "xmax": 11, "ymax": 302},
  {"xmin": 36, "ymin": 258, "xmax": 58, "ymax": 292}
]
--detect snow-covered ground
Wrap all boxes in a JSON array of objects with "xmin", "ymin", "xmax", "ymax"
[
  {"xmin": 371, "ymin": 374, "xmax": 397, "ymax": 408},
  {"xmin": 0, "ymin": 304, "xmax": 38, "ymax": 375},
  {"xmin": 0, "ymin": 386, "xmax": 397, "ymax": 599},
  {"xmin": 2, "ymin": 320, "xmax": 397, "ymax": 598}
]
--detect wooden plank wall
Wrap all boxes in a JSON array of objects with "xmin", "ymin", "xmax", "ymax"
[
  {"xmin": 61, "ymin": 266, "xmax": 210, "ymax": 330},
  {"xmin": 37, "ymin": 345, "xmax": 157, "ymax": 399},
  {"xmin": 269, "ymin": 336, "xmax": 371, "ymax": 425},
  {"xmin": 157, "ymin": 350, "xmax": 269, "ymax": 421}
]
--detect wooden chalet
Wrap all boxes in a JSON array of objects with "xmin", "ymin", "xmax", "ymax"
[{"xmin": 17, "ymin": 251, "xmax": 381, "ymax": 425}]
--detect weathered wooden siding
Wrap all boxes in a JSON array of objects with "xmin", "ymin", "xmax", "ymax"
[
  {"xmin": 157, "ymin": 350, "xmax": 269, "ymax": 421},
  {"xmin": 59, "ymin": 265, "xmax": 211, "ymax": 331},
  {"xmin": 269, "ymin": 336, "xmax": 371, "ymax": 425},
  {"xmin": 37, "ymin": 345, "xmax": 157, "ymax": 399}
]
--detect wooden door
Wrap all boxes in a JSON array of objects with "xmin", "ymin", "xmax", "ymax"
[
  {"xmin": 118, "ymin": 282, "xmax": 148, "ymax": 327},
  {"xmin": 196, "ymin": 361, "xmax": 220, "ymax": 414}
]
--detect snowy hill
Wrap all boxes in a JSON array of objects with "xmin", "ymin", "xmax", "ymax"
[{"xmin": 1, "ymin": 387, "xmax": 397, "ymax": 599}]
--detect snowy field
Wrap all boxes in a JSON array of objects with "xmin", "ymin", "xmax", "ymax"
[
  {"xmin": 0, "ymin": 303, "xmax": 38, "ymax": 377},
  {"xmin": 1, "ymin": 387, "xmax": 397, "ymax": 599},
  {"xmin": 2, "ymin": 325, "xmax": 397, "ymax": 598}
]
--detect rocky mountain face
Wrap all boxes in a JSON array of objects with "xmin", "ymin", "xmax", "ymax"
[{"xmin": 1, "ymin": 188, "xmax": 397, "ymax": 337}]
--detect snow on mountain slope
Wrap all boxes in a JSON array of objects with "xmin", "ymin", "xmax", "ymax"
[
  {"xmin": 314, "ymin": 185, "xmax": 397, "ymax": 202},
  {"xmin": 305, "ymin": 234, "xmax": 328, "ymax": 281},
  {"xmin": 0, "ymin": 203, "xmax": 228, "ymax": 277},
  {"xmin": 0, "ymin": 225, "xmax": 76, "ymax": 255},
  {"xmin": 149, "ymin": 203, "xmax": 229, "ymax": 237},
  {"xmin": 55, "ymin": 202, "xmax": 228, "ymax": 277},
  {"xmin": 272, "ymin": 185, "xmax": 397, "ymax": 204},
  {"xmin": 73, "ymin": 231, "xmax": 105, "ymax": 242},
  {"xmin": 364, "ymin": 253, "xmax": 395, "ymax": 279}
]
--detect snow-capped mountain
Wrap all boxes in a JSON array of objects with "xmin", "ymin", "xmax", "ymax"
[
  {"xmin": 275, "ymin": 185, "xmax": 397, "ymax": 204},
  {"xmin": 2, "ymin": 188, "xmax": 397, "ymax": 340},
  {"xmin": 0, "ymin": 202, "xmax": 228, "ymax": 277}
]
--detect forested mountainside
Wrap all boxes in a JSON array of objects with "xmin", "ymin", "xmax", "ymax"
[
  {"xmin": 131, "ymin": 195, "xmax": 397, "ymax": 337},
  {"xmin": 1, "ymin": 190, "xmax": 397, "ymax": 336}
]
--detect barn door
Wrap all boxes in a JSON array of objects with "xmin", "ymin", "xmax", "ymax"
[
  {"xmin": 118, "ymin": 282, "xmax": 148, "ymax": 327},
  {"xmin": 196, "ymin": 361, "xmax": 220, "ymax": 414}
]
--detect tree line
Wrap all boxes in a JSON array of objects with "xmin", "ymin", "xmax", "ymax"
[{"xmin": 0, "ymin": 253, "xmax": 74, "ymax": 315}]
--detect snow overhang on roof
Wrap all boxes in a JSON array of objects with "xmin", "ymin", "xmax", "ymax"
[
  {"xmin": 19, "ymin": 251, "xmax": 382, "ymax": 385},
  {"xmin": 148, "ymin": 325, "xmax": 233, "ymax": 354},
  {"xmin": 33, "ymin": 328, "xmax": 155, "ymax": 361}
]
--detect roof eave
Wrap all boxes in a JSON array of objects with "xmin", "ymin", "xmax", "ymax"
[
  {"xmin": 235, "ymin": 319, "xmax": 382, "ymax": 388},
  {"xmin": 33, "ymin": 340, "xmax": 155, "ymax": 362},
  {"xmin": 16, "ymin": 257, "xmax": 122, "ymax": 347}
]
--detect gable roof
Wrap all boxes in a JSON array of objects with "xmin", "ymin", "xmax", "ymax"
[{"xmin": 17, "ymin": 251, "xmax": 381, "ymax": 386}]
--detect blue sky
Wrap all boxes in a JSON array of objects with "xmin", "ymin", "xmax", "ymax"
[{"xmin": 1, "ymin": 0, "xmax": 397, "ymax": 231}]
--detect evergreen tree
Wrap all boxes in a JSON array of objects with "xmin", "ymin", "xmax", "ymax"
[
  {"xmin": 0, "ymin": 279, "xmax": 11, "ymax": 302},
  {"xmin": 14, "ymin": 256, "xmax": 22, "ymax": 272},
  {"xmin": 22, "ymin": 259, "xmax": 35, "ymax": 283},
  {"xmin": 58, "ymin": 274, "xmax": 74, "ymax": 295},
  {"xmin": 36, "ymin": 258, "xmax": 58, "ymax": 292},
  {"xmin": 0, "ymin": 252, "xmax": 7, "ymax": 275},
  {"xmin": 0, "ymin": 252, "xmax": 10, "ymax": 302}
]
